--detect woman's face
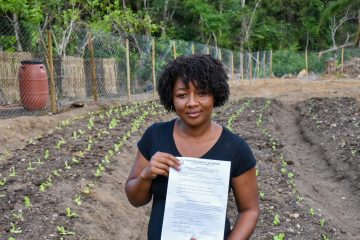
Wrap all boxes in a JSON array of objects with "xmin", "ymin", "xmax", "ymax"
[{"xmin": 172, "ymin": 78, "xmax": 214, "ymax": 127}]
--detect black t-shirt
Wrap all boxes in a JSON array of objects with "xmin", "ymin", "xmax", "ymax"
[{"xmin": 138, "ymin": 119, "xmax": 256, "ymax": 240}]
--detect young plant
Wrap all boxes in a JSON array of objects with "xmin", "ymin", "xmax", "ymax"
[
  {"xmin": 44, "ymin": 149, "xmax": 50, "ymax": 159},
  {"xmin": 72, "ymin": 157, "xmax": 80, "ymax": 164},
  {"xmin": 12, "ymin": 212, "xmax": 23, "ymax": 221},
  {"xmin": 309, "ymin": 207, "xmax": 315, "ymax": 216},
  {"xmin": 322, "ymin": 235, "xmax": 329, "ymax": 240},
  {"xmin": 273, "ymin": 233, "xmax": 285, "ymax": 240},
  {"xmin": 24, "ymin": 196, "xmax": 32, "ymax": 208},
  {"xmin": 56, "ymin": 138, "xmax": 66, "ymax": 150},
  {"xmin": 27, "ymin": 162, "xmax": 36, "ymax": 171},
  {"xmin": 56, "ymin": 226, "xmax": 75, "ymax": 236},
  {"xmin": 319, "ymin": 219, "xmax": 326, "ymax": 227},
  {"xmin": 273, "ymin": 214, "xmax": 280, "ymax": 226},
  {"xmin": 259, "ymin": 191, "xmax": 265, "ymax": 200},
  {"xmin": 34, "ymin": 157, "xmax": 44, "ymax": 165},
  {"xmin": 74, "ymin": 195, "xmax": 82, "ymax": 206},
  {"xmin": 10, "ymin": 222, "xmax": 22, "ymax": 234},
  {"xmin": 66, "ymin": 207, "xmax": 78, "ymax": 218},
  {"xmin": 53, "ymin": 170, "xmax": 61, "ymax": 177},
  {"xmin": 8, "ymin": 167, "xmax": 16, "ymax": 177},
  {"xmin": 0, "ymin": 178, "xmax": 7, "ymax": 186},
  {"xmin": 64, "ymin": 160, "xmax": 71, "ymax": 170}
]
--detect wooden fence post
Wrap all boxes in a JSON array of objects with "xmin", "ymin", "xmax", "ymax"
[
  {"xmin": 341, "ymin": 47, "xmax": 344, "ymax": 74},
  {"xmin": 270, "ymin": 50, "xmax": 273, "ymax": 78},
  {"xmin": 152, "ymin": 38, "xmax": 156, "ymax": 97},
  {"xmin": 249, "ymin": 52, "xmax": 253, "ymax": 81},
  {"xmin": 47, "ymin": 29, "xmax": 57, "ymax": 113},
  {"xmin": 305, "ymin": 49, "xmax": 308, "ymax": 73},
  {"xmin": 230, "ymin": 51, "xmax": 234, "ymax": 81},
  {"xmin": 219, "ymin": 48, "xmax": 222, "ymax": 61},
  {"xmin": 173, "ymin": 41, "xmax": 177, "ymax": 59},
  {"xmin": 256, "ymin": 51, "xmax": 260, "ymax": 79},
  {"xmin": 126, "ymin": 38, "xmax": 131, "ymax": 101},
  {"xmin": 240, "ymin": 52, "xmax": 244, "ymax": 81},
  {"xmin": 191, "ymin": 42, "xmax": 195, "ymax": 54},
  {"xmin": 88, "ymin": 32, "xmax": 98, "ymax": 101},
  {"xmin": 263, "ymin": 51, "xmax": 266, "ymax": 79}
]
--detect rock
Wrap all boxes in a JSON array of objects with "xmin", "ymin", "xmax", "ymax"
[
  {"xmin": 297, "ymin": 69, "xmax": 308, "ymax": 79},
  {"xmin": 290, "ymin": 213, "xmax": 300, "ymax": 219},
  {"xmin": 71, "ymin": 101, "xmax": 86, "ymax": 108}
]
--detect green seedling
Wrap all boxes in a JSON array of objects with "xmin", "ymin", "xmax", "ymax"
[
  {"xmin": 57, "ymin": 226, "xmax": 75, "ymax": 235},
  {"xmin": 28, "ymin": 138, "xmax": 34, "ymax": 144},
  {"xmin": 72, "ymin": 157, "xmax": 80, "ymax": 164},
  {"xmin": 74, "ymin": 195, "xmax": 82, "ymax": 206},
  {"xmin": 53, "ymin": 170, "xmax": 60, "ymax": 177},
  {"xmin": 309, "ymin": 207, "xmax": 315, "ymax": 216},
  {"xmin": 351, "ymin": 149, "xmax": 357, "ymax": 156},
  {"xmin": 8, "ymin": 237, "xmax": 16, "ymax": 240},
  {"xmin": 0, "ymin": 178, "xmax": 7, "ymax": 186},
  {"xmin": 39, "ymin": 183, "xmax": 46, "ymax": 192},
  {"xmin": 296, "ymin": 195, "xmax": 304, "ymax": 203},
  {"xmin": 82, "ymin": 186, "xmax": 91, "ymax": 194},
  {"xmin": 72, "ymin": 131, "xmax": 79, "ymax": 140},
  {"xmin": 9, "ymin": 167, "xmax": 16, "ymax": 177},
  {"xmin": 10, "ymin": 223, "xmax": 22, "ymax": 234},
  {"xmin": 78, "ymin": 130, "xmax": 85, "ymax": 135},
  {"xmin": 12, "ymin": 212, "xmax": 23, "ymax": 221},
  {"xmin": 64, "ymin": 160, "xmax": 71, "ymax": 170},
  {"xmin": 259, "ymin": 191, "xmax": 265, "ymax": 200},
  {"xmin": 273, "ymin": 233, "xmax": 285, "ymax": 240},
  {"xmin": 34, "ymin": 157, "xmax": 44, "ymax": 165},
  {"xmin": 108, "ymin": 149, "xmax": 114, "ymax": 157},
  {"xmin": 44, "ymin": 149, "xmax": 50, "ymax": 159},
  {"xmin": 27, "ymin": 162, "xmax": 36, "ymax": 171},
  {"xmin": 56, "ymin": 138, "xmax": 66, "ymax": 150},
  {"xmin": 78, "ymin": 151, "xmax": 85, "ymax": 158},
  {"xmin": 281, "ymin": 168, "xmax": 287, "ymax": 174},
  {"xmin": 255, "ymin": 169, "xmax": 259, "ymax": 177},
  {"xmin": 319, "ymin": 219, "xmax": 326, "ymax": 227},
  {"xmin": 95, "ymin": 167, "xmax": 103, "ymax": 177},
  {"xmin": 104, "ymin": 155, "xmax": 110, "ymax": 164},
  {"xmin": 287, "ymin": 172, "xmax": 294, "ymax": 178},
  {"xmin": 66, "ymin": 207, "xmax": 78, "ymax": 218},
  {"xmin": 322, "ymin": 235, "xmax": 329, "ymax": 240},
  {"xmin": 24, "ymin": 196, "xmax": 31, "ymax": 208},
  {"xmin": 273, "ymin": 214, "xmax": 280, "ymax": 226}
]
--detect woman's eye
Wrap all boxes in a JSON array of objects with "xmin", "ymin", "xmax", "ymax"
[{"xmin": 176, "ymin": 94, "xmax": 187, "ymax": 98}]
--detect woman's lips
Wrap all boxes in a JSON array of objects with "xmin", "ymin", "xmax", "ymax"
[{"xmin": 187, "ymin": 111, "xmax": 201, "ymax": 118}]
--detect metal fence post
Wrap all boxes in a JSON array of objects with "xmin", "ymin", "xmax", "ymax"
[
  {"xmin": 47, "ymin": 29, "xmax": 57, "ymax": 113},
  {"xmin": 126, "ymin": 38, "xmax": 131, "ymax": 101},
  {"xmin": 88, "ymin": 32, "xmax": 98, "ymax": 102}
]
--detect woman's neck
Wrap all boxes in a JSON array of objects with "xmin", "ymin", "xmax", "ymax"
[{"xmin": 176, "ymin": 118, "xmax": 214, "ymax": 139}]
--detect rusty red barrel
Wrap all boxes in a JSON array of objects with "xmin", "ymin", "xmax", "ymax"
[{"xmin": 19, "ymin": 60, "xmax": 49, "ymax": 111}]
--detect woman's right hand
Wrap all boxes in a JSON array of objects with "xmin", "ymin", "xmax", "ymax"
[{"xmin": 140, "ymin": 152, "xmax": 182, "ymax": 180}]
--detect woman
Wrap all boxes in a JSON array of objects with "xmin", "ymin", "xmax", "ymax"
[{"xmin": 125, "ymin": 54, "xmax": 259, "ymax": 240}]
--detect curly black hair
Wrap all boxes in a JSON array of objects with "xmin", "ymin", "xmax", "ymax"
[{"xmin": 157, "ymin": 54, "xmax": 229, "ymax": 112}]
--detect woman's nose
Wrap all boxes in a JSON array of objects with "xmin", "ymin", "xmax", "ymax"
[{"xmin": 186, "ymin": 94, "xmax": 198, "ymax": 107}]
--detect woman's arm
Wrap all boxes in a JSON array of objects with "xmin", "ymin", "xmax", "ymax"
[
  {"xmin": 125, "ymin": 150, "xmax": 181, "ymax": 207},
  {"xmin": 227, "ymin": 167, "xmax": 260, "ymax": 240}
]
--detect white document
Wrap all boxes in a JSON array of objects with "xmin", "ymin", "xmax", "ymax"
[{"xmin": 161, "ymin": 157, "xmax": 231, "ymax": 240}]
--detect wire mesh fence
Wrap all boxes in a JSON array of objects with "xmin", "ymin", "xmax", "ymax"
[{"xmin": 1, "ymin": 21, "xmax": 359, "ymax": 119}]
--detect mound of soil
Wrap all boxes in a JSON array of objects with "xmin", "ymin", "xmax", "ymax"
[{"xmin": 0, "ymin": 77, "xmax": 359, "ymax": 240}]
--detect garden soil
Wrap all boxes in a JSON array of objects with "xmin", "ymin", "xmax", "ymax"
[{"xmin": 0, "ymin": 77, "xmax": 359, "ymax": 239}]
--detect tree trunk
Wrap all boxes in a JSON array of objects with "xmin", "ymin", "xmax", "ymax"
[
  {"xmin": 355, "ymin": 8, "xmax": 360, "ymax": 47},
  {"xmin": 13, "ymin": 13, "xmax": 23, "ymax": 52}
]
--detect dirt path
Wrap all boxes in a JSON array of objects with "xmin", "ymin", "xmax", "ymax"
[{"xmin": 271, "ymin": 101, "xmax": 359, "ymax": 239}]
